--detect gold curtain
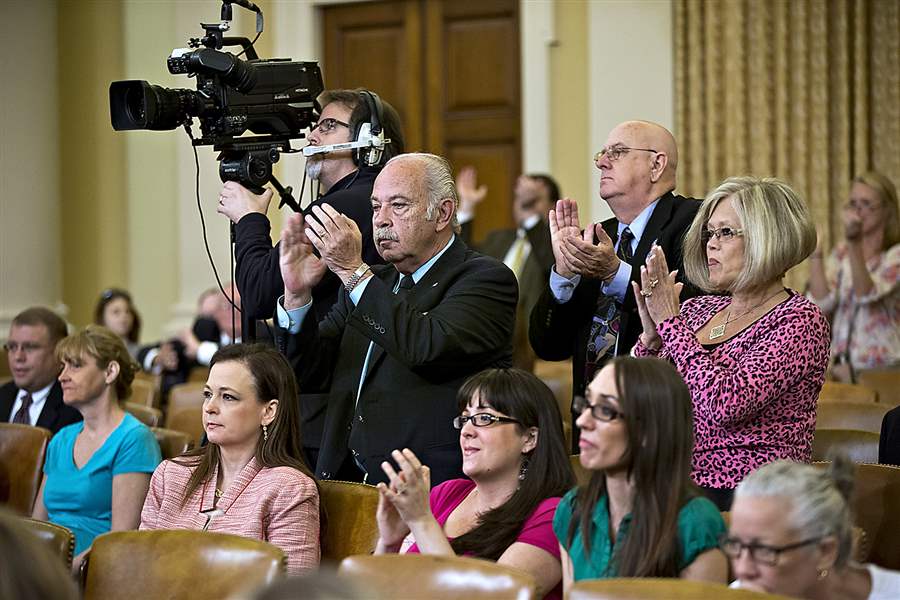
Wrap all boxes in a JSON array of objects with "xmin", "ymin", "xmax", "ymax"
[{"xmin": 674, "ymin": 0, "xmax": 900, "ymax": 289}]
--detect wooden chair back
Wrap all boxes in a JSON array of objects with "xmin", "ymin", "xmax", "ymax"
[
  {"xmin": 811, "ymin": 429, "xmax": 879, "ymax": 463},
  {"xmin": 150, "ymin": 427, "xmax": 192, "ymax": 460},
  {"xmin": 816, "ymin": 402, "xmax": 891, "ymax": 434},
  {"xmin": 82, "ymin": 530, "xmax": 285, "ymax": 600},
  {"xmin": 339, "ymin": 554, "xmax": 538, "ymax": 600},
  {"xmin": 21, "ymin": 518, "xmax": 75, "ymax": 567},
  {"xmin": 0, "ymin": 424, "xmax": 51, "ymax": 514},
  {"xmin": 569, "ymin": 578, "xmax": 794, "ymax": 599},
  {"xmin": 857, "ymin": 369, "xmax": 900, "ymax": 406},
  {"xmin": 123, "ymin": 402, "xmax": 162, "ymax": 428},
  {"xmin": 130, "ymin": 373, "xmax": 160, "ymax": 408},
  {"xmin": 319, "ymin": 480, "xmax": 380, "ymax": 562},
  {"xmin": 164, "ymin": 382, "xmax": 206, "ymax": 443}
]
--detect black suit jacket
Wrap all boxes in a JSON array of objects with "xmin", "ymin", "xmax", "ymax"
[
  {"xmin": 462, "ymin": 220, "xmax": 554, "ymax": 369},
  {"xmin": 0, "ymin": 381, "xmax": 81, "ymax": 434},
  {"xmin": 530, "ymin": 192, "xmax": 701, "ymax": 400},
  {"xmin": 278, "ymin": 237, "xmax": 518, "ymax": 485}
]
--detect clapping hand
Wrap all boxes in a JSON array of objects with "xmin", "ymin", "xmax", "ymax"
[
  {"xmin": 376, "ymin": 449, "xmax": 432, "ymax": 527},
  {"xmin": 549, "ymin": 198, "xmax": 583, "ymax": 278},
  {"xmin": 279, "ymin": 213, "xmax": 327, "ymax": 309},
  {"xmin": 633, "ymin": 246, "xmax": 682, "ymax": 335}
]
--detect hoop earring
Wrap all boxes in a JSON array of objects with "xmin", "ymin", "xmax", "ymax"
[{"xmin": 262, "ymin": 424, "xmax": 269, "ymax": 442}]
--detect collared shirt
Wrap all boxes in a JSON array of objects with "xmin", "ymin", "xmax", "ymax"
[
  {"xmin": 277, "ymin": 235, "xmax": 456, "ymax": 334},
  {"xmin": 552, "ymin": 490, "xmax": 724, "ymax": 580},
  {"xmin": 549, "ymin": 198, "xmax": 661, "ymax": 304},
  {"xmin": 8, "ymin": 381, "xmax": 54, "ymax": 425}
]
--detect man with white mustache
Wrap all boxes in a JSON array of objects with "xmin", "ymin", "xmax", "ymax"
[{"xmin": 275, "ymin": 153, "xmax": 518, "ymax": 486}]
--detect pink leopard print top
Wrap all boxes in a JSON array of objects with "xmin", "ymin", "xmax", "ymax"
[{"xmin": 634, "ymin": 291, "xmax": 830, "ymax": 489}]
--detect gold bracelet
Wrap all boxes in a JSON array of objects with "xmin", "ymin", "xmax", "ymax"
[{"xmin": 345, "ymin": 263, "xmax": 372, "ymax": 292}]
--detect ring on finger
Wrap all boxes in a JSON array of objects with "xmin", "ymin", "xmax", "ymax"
[
  {"xmin": 640, "ymin": 289, "xmax": 653, "ymax": 297},
  {"xmin": 649, "ymin": 278, "xmax": 659, "ymax": 288},
  {"xmin": 395, "ymin": 486, "xmax": 406, "ymax": 494}
]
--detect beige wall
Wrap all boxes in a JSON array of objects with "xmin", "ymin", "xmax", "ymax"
[{"xmin": 0, "ymin": 0, "xmax": 675, "ymax": 341}]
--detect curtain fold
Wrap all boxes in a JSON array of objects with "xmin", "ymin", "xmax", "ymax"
[{"xmin": 674, "ymin": 0, "xmax": 900, "ymax": 289}]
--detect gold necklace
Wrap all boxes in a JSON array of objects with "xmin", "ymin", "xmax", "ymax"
[
  {"xmin": 709, "ymin": 289, "xmax": 785, "ymax": 340},
  {"xmin": 214, "ymin": 487, "xmax": 224, "ymax": 499}
]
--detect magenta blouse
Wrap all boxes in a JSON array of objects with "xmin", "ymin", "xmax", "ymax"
[{"xmin": 634, "ymin": 291, "xmax": 830, "ymax": 489}]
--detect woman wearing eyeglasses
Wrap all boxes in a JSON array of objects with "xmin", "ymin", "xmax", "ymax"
[
  {"xmin": 808, "ymin": 171, "xmax": 900, "ymax": 382},
  {"xmin": 374, "ymin": 368, "xmax": 574, "ymax": 600},
  {"xmin": 632, "ymin": 177, "xmax": 830, "ymax": 510},
  {"xmin": 726, "ymin": 457, "xmax": 900, "ymax": 599},
  {"xmin": 555, "ymin": 357, "xmax": 727, "ymax": 590}
]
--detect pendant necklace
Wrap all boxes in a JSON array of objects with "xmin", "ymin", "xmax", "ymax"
[{"xmin": 709, "ymin": 289, "xmax": 785, "ymax": 340}]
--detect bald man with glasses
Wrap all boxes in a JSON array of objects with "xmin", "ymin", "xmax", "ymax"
[{"xmin": 529, "ymin": 120, "xmax": 701, "ymax": 449}]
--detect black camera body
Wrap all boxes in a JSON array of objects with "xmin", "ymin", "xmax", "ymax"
[{"xmin": 109, "ymin": 11, "xmax": 324, "ymax": 194}]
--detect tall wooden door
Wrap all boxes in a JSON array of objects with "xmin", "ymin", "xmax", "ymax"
[{"xmin": 323, "ymin": 0, "xmax": 521, "ymax": 242}]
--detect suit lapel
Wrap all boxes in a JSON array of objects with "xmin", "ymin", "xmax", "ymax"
[
  {"xmin": 633, "ymin": 192, "xmax": 675, "ymax": 264},
  {"xmin": 34, "ymin": 383, "xmax": 63, "ymax": 430},
  {"xmin": 361, "ymin": 270, "xmax": 403, "ymax": 376}
]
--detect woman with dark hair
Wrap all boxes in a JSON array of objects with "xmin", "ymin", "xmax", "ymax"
[
  {"xmin": 32, "ymin": 326, "xmax": 161, "ymax": 572},
  {"xmin": 554, "ymin": 357, "xmax": 727, "ymax": 591},
  {"xmin": 808, "ymin": 171, "xmax": 900, "ymax": 381},
  {"xmin": 140, "ymin": 344, "xmax": 320, "ymax": 574},
  {"xmin": 94, "ymin": 288, "xmax": 142, "ymax": 358},
  {"xmin": 374, "ymin": 368, "xmax": 574, "ymax": 600}
]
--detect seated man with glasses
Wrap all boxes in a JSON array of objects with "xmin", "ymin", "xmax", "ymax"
[
  {"xmin": 372, "ymin": 368, "xmax": 574, "ymax": 600},
  {"xmin": 1, "ymin": 307, "xmax": 81, "ymax": 434},
  {"xmin": 727, "ymin": 457, "xmax": 900, "ymax": 599},
  {"xmin": 529, "ymin": 120, "xmax": 701, "ymax": 452},
  {"xmin": 216, "ymin": 89, "xmax": 406, "ymax": 469}
]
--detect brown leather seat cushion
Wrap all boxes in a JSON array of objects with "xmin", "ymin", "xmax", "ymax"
[
  {"xmin": 569, "ymin": 578, "xmax": 795, "ymax": 600},
  {"xmin": 82, "ymin": 530, "xmax": 285, "ymax": 600},
  {"xmin": 0, "ymin": 424, "xmax": 51, "ymax": 514},
  {"xmin": 339, "ymin": 553, "xmax": 538, "ymax": 600},
  {"xmin": 319, "ymin": 480, "xmax": 380, "ymax": 562},
  {"xmin": 21, "ymin": 517, "xmax": 74, "ymax": 567},
  {"xmin": 150, "ymin": 427, "xmax": 192, "ymax": 460}
]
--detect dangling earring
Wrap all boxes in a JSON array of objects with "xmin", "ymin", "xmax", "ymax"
[
  {"xmin": 518, "ymin": 458, "xmax": 529, "ymax": 481},
  {"xmin": 262, "ymin": 424, "xmax": 269, "ymax": 442},
  {"xmin": 818, "ymin": 569, "xmax": 828, "ymax": 580}
]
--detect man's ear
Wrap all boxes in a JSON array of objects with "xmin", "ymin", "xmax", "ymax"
[
  {"xmin": 649, "ymin": 152, "xmax": 669, "ymax": 183},
  {"xmin": 434, "ymin": 198, "xmax": 456, "ymax": 232}
]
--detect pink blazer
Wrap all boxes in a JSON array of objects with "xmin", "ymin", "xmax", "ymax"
[{"xmin": 140, "ymin": 456, "xmax": 320, "ymax": 574}]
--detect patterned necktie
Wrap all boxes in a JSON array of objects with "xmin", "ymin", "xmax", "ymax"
[
  {"xmin": 507, "ymin": 232, "xmax": 528, "ymax": 279},
  {"xmin": 583, "ymin": 227, "xmax": 635, "ymax": 390},
  {"xmin": 12, "ymin": 393, "xmax": 33, "ymax": 425}
]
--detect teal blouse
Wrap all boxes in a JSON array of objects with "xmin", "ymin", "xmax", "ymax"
[{"xmin": 552, "ymin": 490, "xmax": 725, "ymax": 580}]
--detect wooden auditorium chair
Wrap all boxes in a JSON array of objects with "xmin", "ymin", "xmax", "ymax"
[
  {"xmin": 319, "ymin": 480, "xmax": 380, "ymax": 562},
  {"xmin": 811, "ymin": 429, "xmax": 879, "ymax": 463},
  {"xmin": 857, "ymin": 369, "xmax": 900, "ymax": 407},
  {"xmin": 150, "ymin": 427, "xmax": 192, "ymax": 460},
  {"xmin": 21, "ymin": 517, "xmax": 75, "ymax": 568},
  {"xmin": 568, "ymin": 578, "xmax": 794, "ymax": 599},
  {"xmin": 814, "ymin": 462, "xmax": 900, "ymax": 570},
  {"xmin": 338, "ymin": 554, "xmax": 538, "ymax": 600},
  {"xmin": 0, "ymin": 423, "xmax": 51, "ymax": 514},
  {"xmin": 123, "ymin": 402, "xmax": 162, "ymax": 428},
  {"xmin": 165, "ymin": 382, "xmax": 207, "ymax": 444},
  {"xmin": 818, "ymin": 381, "xmax": 877, "ymax": 404},
  {"xmin": 816, "ymin": 402, "xmax": 892, "ymax": 434},
  {"xmin": 81, "ymin": 530, "xmax": 285, "ymax": 600},
  {"xmin": 130, "ymin": 373, "xmax": 161, "ymax": 408}
]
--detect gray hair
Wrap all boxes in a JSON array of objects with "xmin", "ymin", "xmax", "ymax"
[
  {"xmin": 735, "ymin": 457, "xmax": 855, "ymax": 568},
  {"xmin": 385, "ymin": 153, "xmax": 460, "ymax": 233},
  {"xmin": 683, "ymin": 176, "xmax": 817, "ymax": 294}
]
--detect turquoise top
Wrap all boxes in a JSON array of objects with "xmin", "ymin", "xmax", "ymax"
[
  {"xmin": 43, "ymin": 413, "xmax": 161, "ymax": 554},
  {"xmin": 553, "ymin": 489, "xmax": 725, "ymax": 580}
]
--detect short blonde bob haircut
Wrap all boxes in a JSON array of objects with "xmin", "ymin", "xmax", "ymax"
[
  {"xmin": 683, "ymin": 176, "xmax": 816, "ymax": 294},
  {"xmin": 55, "ymin": 325, "xmax": 138, "ymax": 401}
]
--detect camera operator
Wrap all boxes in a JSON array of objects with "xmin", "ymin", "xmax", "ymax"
[{"xmin": 217, "ymin": 89, "xmax": 406, "ymax": 326}]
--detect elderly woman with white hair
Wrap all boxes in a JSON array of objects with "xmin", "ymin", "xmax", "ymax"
[
  {"xmin": 632, "ymin": 177, "xmax": 830, "ymax": 510},
  {"xmin": 725, "ymin": 457, "xmax": 900, "ymax": 599}
]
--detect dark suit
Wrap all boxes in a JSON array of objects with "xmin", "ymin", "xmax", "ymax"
[
  {"xmin": 278, "ymin": 237, "xmax": 518, "ymax": 485},
  {"xmin": 0, "ymin": 381, "xmax": 81, "ymax": 434},
  {"xmin": 530, "ymin": 191, "xmax": 701, "ymax": 410},
  {"xmin": 462, "ymin": 220, "xmax": 554, "ymax": 370}
]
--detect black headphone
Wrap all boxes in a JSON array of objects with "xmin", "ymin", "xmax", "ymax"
[{"xmin": 351, "ymin": 90, "xmax": 385, "ymax": 167}]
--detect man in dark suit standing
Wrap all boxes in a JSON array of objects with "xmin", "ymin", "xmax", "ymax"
[
  {"xmin": 457, "ymin": 169, "xmax": 559, "ymax": 371},
  {"xmin": 530, "ymin": 120, "xmax": 700, "ymax": 445},
  {"xmin": 1, "ymin": 307, "xmax": 81, "ymax": 434},
  {"xmin": 276, "ymin": 153, "xmax": 517, "ymax": 485}
]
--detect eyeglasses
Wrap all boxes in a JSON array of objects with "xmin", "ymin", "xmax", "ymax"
[
  {"xmin": 572, "ymin": 395, "xmax": 625, "ymax": 422},
  {"xmin": 701, "ymin": 226, "xmax": 744, "ymax": 244},
  {"xmin": 718, "ymin": 534, "xmax": 822, "ymax": 566},
  {"xmin": 843, "ymin": 199, "xmax": 880, "ymax": 212},
  {"xmin": 594, "ymin": 146, "xmax": 658, "ymax": 163},
  {"xmin": 453, "ymin": 413, "xmax": 520, "ymax": 429},
  {"xmin": 310, "ymin": 117, "xmax": 349, "ymax": 135},
  {"xmin": 3, "ymin": 342, "xmax": 48, "ymax": 355}
]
